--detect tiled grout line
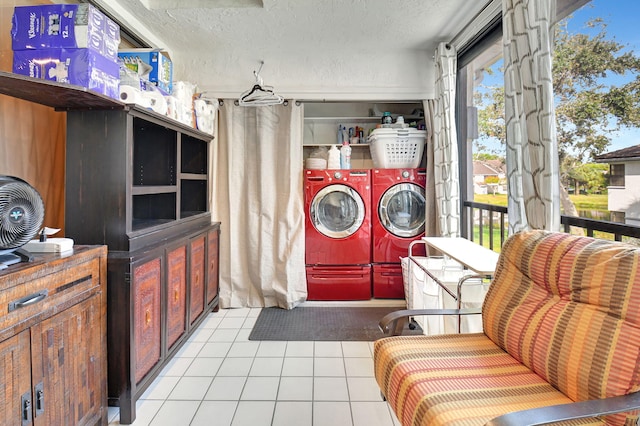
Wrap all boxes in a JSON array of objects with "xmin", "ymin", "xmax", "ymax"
[{"xmin": 109, "ymin": 307, "xmax": 400, "ymax": 426}]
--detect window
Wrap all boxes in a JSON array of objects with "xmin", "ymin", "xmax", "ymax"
[
  {"xmin": 610, "ymin": 210, "xmax": 626, "ymax": 223},
  {"xmin": 456, "ymin": 15, "xmax": 503, "ymax": 239},
  {"xmin": 609, "ymin": 164, "xmax": 625, "ymax": 187},
  {"xmin": 457, "ymin": 0, "xmax": 638, "ymax": 236}
]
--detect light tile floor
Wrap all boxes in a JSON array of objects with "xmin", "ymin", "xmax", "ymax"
[{"xmin": 108, "ymin": 307, "xmax": 401, "ymax": 426}]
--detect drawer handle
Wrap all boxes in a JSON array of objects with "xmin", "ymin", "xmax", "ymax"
[
  {"xmin": 145, "ymin": 310, "xmax": 152, "ymax": 325},
  {"xmin": 174, "ymin": 289, "xmax": 179, "ymax": 301},
  {"xmin": 8, "ymin": 290, "xmax": 49, "ymax": 312}
]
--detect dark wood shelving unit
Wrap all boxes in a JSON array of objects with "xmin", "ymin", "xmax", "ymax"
[{"xmin": 0, "ymin": 71, "xmax": 220, "ymax": 425}]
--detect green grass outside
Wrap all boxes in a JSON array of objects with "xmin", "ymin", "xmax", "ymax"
[
  {"xmin": 472, "ymin": 226, "xmax": 506, "ymax": 253},
  {"xmin": 469, "ymin": 193, "xmax": 614, "ymax": 251},
  {"xmin": 473, "ymin": 193, "xmax": 609, "ymax": 212}
]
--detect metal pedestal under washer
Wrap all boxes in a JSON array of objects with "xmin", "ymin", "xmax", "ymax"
[
  {"xmin": 371, "ymin": 168, "xmax": 426, "ymax": 299},
  {"xmin": 304, "ymin": 169, "xmax": 372, "ymax": 301}
]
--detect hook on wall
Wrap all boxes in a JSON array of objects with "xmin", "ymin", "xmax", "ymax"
[{"xmin": 238, "ymin": 60, "xmax": 284, "ymax": 107}]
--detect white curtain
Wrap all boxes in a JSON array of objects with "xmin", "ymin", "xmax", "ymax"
[
  {"xmin": 212, "ymin": 101, "xmax": 307, "ymax": 309},
  {"xmin": 431, "ymin": 42, "xmax": 461, "ymax": 237},
  {"xmin": 503, "ymin": 0, "xmax": 561, "ymax": 233},
  {"xmin": 422, "ymin": 99, "xmax": 439, "ymax": 237}
]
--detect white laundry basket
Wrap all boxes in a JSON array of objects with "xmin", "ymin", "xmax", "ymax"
[{"xmin": 369, "ymin": 128, "xmax": 426, "ymax": 168}]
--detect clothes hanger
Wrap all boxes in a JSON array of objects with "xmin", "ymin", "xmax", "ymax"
[{"xmin": 238, "ymin": 61, "xmax": 284, "ymax": 106}]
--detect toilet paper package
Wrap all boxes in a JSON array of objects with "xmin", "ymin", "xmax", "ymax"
[
  {"xmin": 142, "ymin": 89, "xmax": 168, "ymax": 115},
  {"xmin": 11, "ymin": 4, "xmax": 121, "ymax": 62},
  {"xmin": 165, "ymin": 96, "xmax": 179, "ymax": 120},
  {"xmin": 173, "ymin": 81, "xmax": 198, "ymax": 126},
  {"xmin": 119, "ymin": 85, "xmax": 148, "ymax": 107},
  {"xmin": 119, "ymin": 82, "xmax": 169, "ymax": 116},
  {"xmin": 194, "ymin": 99, "xmax": 216, "ymax": 134},
  {"xmin": 13, "ymin": 48, "xmax": 120, "ymax": 100}
]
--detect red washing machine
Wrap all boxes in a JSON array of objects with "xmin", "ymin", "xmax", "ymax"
[
  {"xmin": 305, "ymin": 169, "xmax": 372, "ymax": 301},
  {"xmin": 372, "ymin": 168, "xmax": 426, "ymax": 299}
]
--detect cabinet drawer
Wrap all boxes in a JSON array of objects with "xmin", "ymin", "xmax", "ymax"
[
  {"xmin": 189, "ymin": 236, "xmax": 205, "ymax": 325},
  {"xmin": 0, "ymin": 257, "xmax": 101, "ymax": 336},
  {"xmin": 166, "ymin": 245, "xmax": 187, "ymax": 350},
  {"xmin": 207, "ymin": 228, "xmax": 219, "ymax": 304},
  {"xmin": 133, "ymin": 257, "xmax": 162, "ymax": 384}
]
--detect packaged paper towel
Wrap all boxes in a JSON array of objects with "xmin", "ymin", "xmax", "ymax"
[{"xmin": 11, "ymin": 4, "xmax": 120, "ymax": 61}]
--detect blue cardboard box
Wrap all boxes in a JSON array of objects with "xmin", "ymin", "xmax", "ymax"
[
  {"xmin": 118, "ymin": 49, "xmax": 173, "ymax": 94},
  {"xmin": 13, "ymin": 48, "xmax": 120, "ymax": 100},
  {"xmin": 12, "ymin": 4, "xmax": 120, "ymax": 62}
]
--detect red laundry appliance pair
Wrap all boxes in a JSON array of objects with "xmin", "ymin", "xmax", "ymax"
[
  {"xmin": 372, "ymin": 168, "xmax": 426, "ymax": 299},
  {"xmin": 304, "ymin": 169, "xmax": 372, "ymax": 300}
]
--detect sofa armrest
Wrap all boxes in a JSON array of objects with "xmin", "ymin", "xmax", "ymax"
[
  {"xmin": 379, "ymin": 308, "xmax": 482, "ymax": 336},
  {"xmin": 485, "ymin": 391, "xmax": 640, "ymax": 426}
]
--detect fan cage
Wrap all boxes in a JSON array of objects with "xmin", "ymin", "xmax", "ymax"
[{"xmin": 0, "ymin": 178, "xmax": 45, "ymax": 250}]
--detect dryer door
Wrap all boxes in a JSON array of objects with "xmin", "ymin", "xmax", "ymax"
[
  {"xmin": 310, "ymin": 184, "xmax": 365, "ymax": 238},
  {"xmin": 379, "ymin": 183, "xmax": 426, "ymax": 238}
]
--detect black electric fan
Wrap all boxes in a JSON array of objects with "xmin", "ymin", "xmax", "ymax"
[{"xmin": 0, "ymin": 176, "xmax": 45, "ymax": 269}]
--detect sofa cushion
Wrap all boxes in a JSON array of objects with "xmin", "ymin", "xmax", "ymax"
[
  {"xmin": 373, "ymin": 333, "xmax": 604, "ymax": 426},
  {"xmin": 482, "ymin": 231, "xmax": 640, "ymax": 403}
]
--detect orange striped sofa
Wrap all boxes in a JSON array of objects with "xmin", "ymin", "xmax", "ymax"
[{"xmin": 374, "ymin": 230, "xmax": 640, "ymax": 426}]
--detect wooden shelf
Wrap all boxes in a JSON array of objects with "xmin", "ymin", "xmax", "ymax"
[
  {"xmin": 0, "ymin": 70, "xmax": 123, "ymax": 110},
  {"xmin": 304, "ymin": 116, "xmax": 424, "ymax": 122},
  {"xmin": 303, "ymin": 143, "xmax": 370, "ymax": 147},
  {"xmin": 305, "ymin": 116, "xmax": 381, "ymax": 121},
  {"xmin": 0, "ymin": 71, "xmax": 214, "ymax": 139}
]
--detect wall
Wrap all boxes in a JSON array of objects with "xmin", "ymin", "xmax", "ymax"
[
  {"xmin": 0, "ymin": 0, "xmax": 66, "ymax": 232},
  {"xmin": 173, "ymin": 47, "xmax": 435, "ymax": 101}
]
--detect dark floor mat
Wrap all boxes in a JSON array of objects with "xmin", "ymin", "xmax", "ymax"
[{"xmin": 248, "ymin": 306, "xmax": 422, "ymax": 341}]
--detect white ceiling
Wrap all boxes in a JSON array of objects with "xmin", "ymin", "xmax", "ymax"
[{"xmin": 94, "ymin": 0, "xmax": 490, "ymax": 100}]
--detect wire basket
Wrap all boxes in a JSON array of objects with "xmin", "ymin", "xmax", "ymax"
[{"xmin": 369, "ymin": 128, "xmax": 426, "ymax": 168}]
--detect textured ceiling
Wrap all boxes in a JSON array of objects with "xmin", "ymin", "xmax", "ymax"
[
  {"xmin": 95, "ymin": 0, "xmax": 489, "ymax": 98},
  {"xmin": 106, "ymin": 0, "xmax": 484, "ymax": 52}
]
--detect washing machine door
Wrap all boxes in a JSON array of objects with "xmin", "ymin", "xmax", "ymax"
[
  {"xmin": 379, "ymin": 183, "xmax": 426, "ymax": 238},
  {"xmin": 310, "ymin": 184, "xmax": 365, "ymax": 238}
]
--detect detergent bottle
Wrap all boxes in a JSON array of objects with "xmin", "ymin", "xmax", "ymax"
[
  {"xmin": 327, "ymin": 145, "xmax": 341, "ymax": 169},
  {"xmin": 340, "ymin": 141, "xmax": 351, "ymax": 169}
]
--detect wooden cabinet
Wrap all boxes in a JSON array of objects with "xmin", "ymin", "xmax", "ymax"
[
  {"xmin": 57, "ymin": 89, "xmax": 219, "ymax": 424},
  {"xmin": 106, "ymin": 222, "xmax": 220, "ymax": 424},
  {"xmin": 0, "ymin": 246, "xmax": 108, "ymax": 426},
  {"xmin": 0, "ymin": 71, "xmax": 221, "ymax": 425}
]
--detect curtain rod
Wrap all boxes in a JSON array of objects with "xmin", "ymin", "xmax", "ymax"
[{"xmin": 449, "ymin": 0, "xmax": 501, "ymax": 49}]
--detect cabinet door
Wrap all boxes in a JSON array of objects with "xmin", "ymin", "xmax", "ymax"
[
  {"xmin": 206, "ymin": 228, "xmax": 220, "ymax": 305},
  {"xmin": 133, "ymin": 258, "xmax": 162, "ymax": 384},
  {"xmin": 189, "ymin": 235, "xmax": 206, "ymax": 325},
  {"xmin": 166, "ymin": 245, "xmax": 187, "ymax": 350},
  {"xmin": 0, "ymin": 330, "xmax": 31, "ymax": 426},
  {"xmin": 31, "ymin": 295, "xmax": 104, "ymax": 426}
]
